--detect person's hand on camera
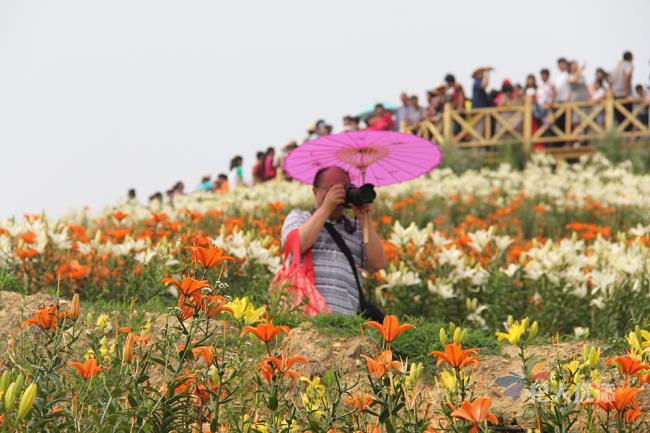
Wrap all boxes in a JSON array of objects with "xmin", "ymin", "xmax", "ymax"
[
  {"xmin": 321, "ymin": 184, "xmax": 346, "ymax": 213},
  {"xmin": 349, "ymin": 203, "xmax": 372, "ymax": 220}
]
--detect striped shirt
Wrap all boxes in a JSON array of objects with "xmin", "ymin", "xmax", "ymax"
[{"xmin": 281, "ymin": 209, "xmax": 366, "ymax": 315}]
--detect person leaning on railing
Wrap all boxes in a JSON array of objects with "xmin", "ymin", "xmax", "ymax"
[{"xmin": 609, "ymin": 51, "xmax": 634, "ymax": 130}]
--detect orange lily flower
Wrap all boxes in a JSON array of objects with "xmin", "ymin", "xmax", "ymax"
[
  {"xmin": 178, "ymin": 343, "xmax": 219, "ymax": 366},
  {"xmin": 19, "ymin": 231, "xmax": 37, "ymax": 244},
  {"xmin": 364, "ymin": 315, "xmax": 415, "ymax": 344},
  {"xmin": 202, "ymin": 294, "xmax": 233, "ymax": 317},
  {"xmin": 624, "ymin": 407, "xmax": 642, "ymax": 423},
  {"xmin": 184, "ymin": 209, "xmax": 203, "ymax": 222},
  {"xmin": 58, "ymin": 260, "xmax": 90, "ymax": 280},
  {"xmin": 112, "ymin": 211, "xmax": 128, "ymax": 222},
  {"xmin": 162, "ymin": 276, "xmax": 211, "ymax": 299},
  {"xmin": 360, "ymin": 349, "xmax": 402, "ymax": 378},
  {"xmin": 346, "ymin": 392, "xmax": 374, "ymax": 410},
  {"xmin": 151, "ymin": 212, "xmax": 167, "ymax": 223},
  {"xmin": 595, "ymin": 387, "xmax": 641, "ymax": 413},
  {"xmin": 187, "ymin": 245, "xmax": 234, "ymax": 269},
  {"xmin": 177, "ymin": 302, "xmax": 196, "ymax": 321},
  {"xmin": 450, "ymin": 397, "xmax": 498, "ymax": 433},
  {"xmin": 607, "ymin": 355, "xmax": 650, "ymax": 376},
  {"xmin": 430, "ymin": 343, "xmax": 479, "ymax": 370},
  {"xmin": 241, "ymin": 321, "xmax": 290, "ymax": 342},
  {"xmin": 174, "ymin": 371, "xmax": 196, "ymax": 394},
  {"xmin": 15, "ymin": 248, "xmax": 38, "ymax": 260},
  {"xmin": 257, "ymin": 354, "xmax": 308, "ymax": 383},
  {"xmin": 67, "ymin": 358, "xmax": 106, "ymax": 380},
  {"xmin": 23, "ymin": 305, "xmax": 59, "ymax": 331}
]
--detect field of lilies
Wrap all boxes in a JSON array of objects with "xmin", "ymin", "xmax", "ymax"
[{"xmin": 2, "ymin": 152, "xmax": 650, "ymax": 432}]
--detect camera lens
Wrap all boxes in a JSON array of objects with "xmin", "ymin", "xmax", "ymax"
[{"xmin": 344, "ymin": 183, "xmax": 376, "ymax": 206}]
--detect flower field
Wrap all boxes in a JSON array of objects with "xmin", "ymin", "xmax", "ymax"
[{"xmin": 2, "ymin": 153, "xmax": 650, "ymax": 432}]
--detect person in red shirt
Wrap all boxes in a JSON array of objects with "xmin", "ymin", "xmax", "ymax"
[
  {"xmin": 252, "ymin": 151, "xmax": 265, "ymax": 184},
  {"xmin": 366, "ymin": 104, "xmax": 394, "ymax": 131}
]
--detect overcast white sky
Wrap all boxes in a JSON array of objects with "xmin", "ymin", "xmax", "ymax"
[{"xmin": 1, "ymin": 0, "xmax": 649, "ymax": 218}]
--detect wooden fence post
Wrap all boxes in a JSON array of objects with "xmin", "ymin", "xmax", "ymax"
[
  {"xmin": 523, "ymin": 95, "xmax": 533, "ymax": 159},
  {"xmin": 604, "ymin": 91, "xmax": 614, "ymax": 131},
  {"xmin": 443, "ymin": 103, "xmax": 452, "ymax": 146}
]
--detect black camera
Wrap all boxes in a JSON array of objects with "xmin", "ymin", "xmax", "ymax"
[{"xmin": 344, "ymin": 183, "xmax": 376, "ymax": 207}]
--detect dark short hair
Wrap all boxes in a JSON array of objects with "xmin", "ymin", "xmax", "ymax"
[
  {"xmin": 557, "ymin": 57, "xmax": 567, "ymax": 64},
  {"xmin": 623, "ymin": 51, "xmax": 633, "ymax": 61},
  {"xmin": 540, "ymin": 68, "xmax": 550, "ymax": 75},
  {"xmin": 312, "ymin": 166, "xmax": 350, "ymax": 188},
  {"xmin": 444, "ymin": 73, "xmax": 455, "ymax": 84},
  {"xmin": 218, "ymin": 174, "xmax": 227, "ymax": 180},
  {"xmin": 375, "ymin": 103, "xmax": 385, "ymax": 110},
  {"xmin": 256, "ymin": 151, "xmax": 264, "ymax": 159}
]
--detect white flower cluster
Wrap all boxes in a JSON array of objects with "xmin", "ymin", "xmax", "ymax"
[{"xmin": 211, "ymin": 229, "xmax": 281, "ymax": 274}]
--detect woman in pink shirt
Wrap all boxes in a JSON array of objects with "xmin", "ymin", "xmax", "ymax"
[
  {"xmin": 366, "ymin": 104, "xmax": 395, "ymax": 131},
  {"xmin": 262, "ymin": 147, "xmax": 277, "ymax": 181}
]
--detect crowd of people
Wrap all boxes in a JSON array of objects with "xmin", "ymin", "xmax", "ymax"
[
  {"xmin": 132, "ymin": 51, "xmax": 648, "ymax": 207},
  {"xmin": 137, "ymin": 143, "xmax": 300, "ymax": 207}
]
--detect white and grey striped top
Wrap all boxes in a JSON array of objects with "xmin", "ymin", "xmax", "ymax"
[{"xmin": 281, "ymin": 209, "xmax": 366, "ymax": 315}]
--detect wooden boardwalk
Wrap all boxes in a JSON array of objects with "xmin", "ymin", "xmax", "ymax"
[{"xmin": 403, "ymin": 92, "xmax": 650, "ymax": 160}]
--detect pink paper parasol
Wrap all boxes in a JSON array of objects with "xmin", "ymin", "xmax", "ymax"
[
  {"xmin": 283, "ymin": 130, "xmax": 441, "ymax": 187},
  {"xmin": 284, "ymin": 130, "xmax": 441, "ymax": 243}
]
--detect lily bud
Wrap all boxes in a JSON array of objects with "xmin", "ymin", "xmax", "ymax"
[
  {"xmin": 452, "ymin": 327, "xmax": 463, "ymax": 345},
  {"xmin": 142, "ymin": 319, "xmax": 153, "ymax": 337},
  {"xmin": 17, "ymin": 383, "xmax": 37, "ymax": 420},
  {"xmin": 122, "ymin": 333, "xmax": 135, "ymax": 364},
  {"xmin": 71, "ymin": 393, "xmax": 79, "ymax": 415},
  {"xmin": 0, "ymin": 371, "xmax": 10, "ymax": 395},
  {"xmin": 438, "ymin": 328, "xmax": 448, "ymax": 346},
  {"xmin": 527, "ymin": 321, "xmax": 539, "ymax": 342},
  {"xmin": 406, "ymin": 362, "xmax": 424, "ymax": 386},
  {"xmin": 13, "ymin": 374, "xmax": 24, "ymax": 397},
  {"xmin": 589, "ymin": 347, "xmax": 601, "ymax": 368},
  {"xmin": 67, "ymin": 293, "xmax": 80, "ymax": 321},
  {"xmin": 4, "ymin": 382, "xmax": 18, "ymax": 412}
]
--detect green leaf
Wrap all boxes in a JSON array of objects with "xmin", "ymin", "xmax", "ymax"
[{"xmin": 149, "ymin": 357, "xmax": 176, "ymax": 373}]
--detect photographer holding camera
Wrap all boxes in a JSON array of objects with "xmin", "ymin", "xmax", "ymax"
[{"xmin": 280, "ymin": 166, "xmax": 387, "ymax": 319}]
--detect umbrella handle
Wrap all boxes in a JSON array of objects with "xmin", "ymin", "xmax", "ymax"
[{"xmin": 363, "ymin": 213, "xmax": 369, "ymax": 244}]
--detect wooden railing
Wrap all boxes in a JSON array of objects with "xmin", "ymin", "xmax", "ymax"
[{"xmin": 402, "ymin": 92, "xmax": 650, "ymax": 159}]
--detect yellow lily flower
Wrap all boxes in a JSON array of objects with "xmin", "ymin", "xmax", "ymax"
[
  {"xmin": 227, "ymin": 297, "xmax": 266, "ymax": 324},
  {"xmin": 437, "ymin": 369, "xmax": 457, "ymax": 391},
  {"xmin": 496, "ymin": 318, "xmax": 529, "ymax": 346}
]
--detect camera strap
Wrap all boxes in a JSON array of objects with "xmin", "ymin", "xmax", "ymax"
[{"xmin": 323, "ymin": 222, "xmax": 366, "ymax": 311}]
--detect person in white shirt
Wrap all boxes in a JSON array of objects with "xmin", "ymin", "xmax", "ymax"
[
  {"xmin": 555, "ymin": 58, "xmax": 571, "ymax": 103},
  {"xmin": 536, "ymin": 68, "xmax": 556, "ymax": 108}
]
